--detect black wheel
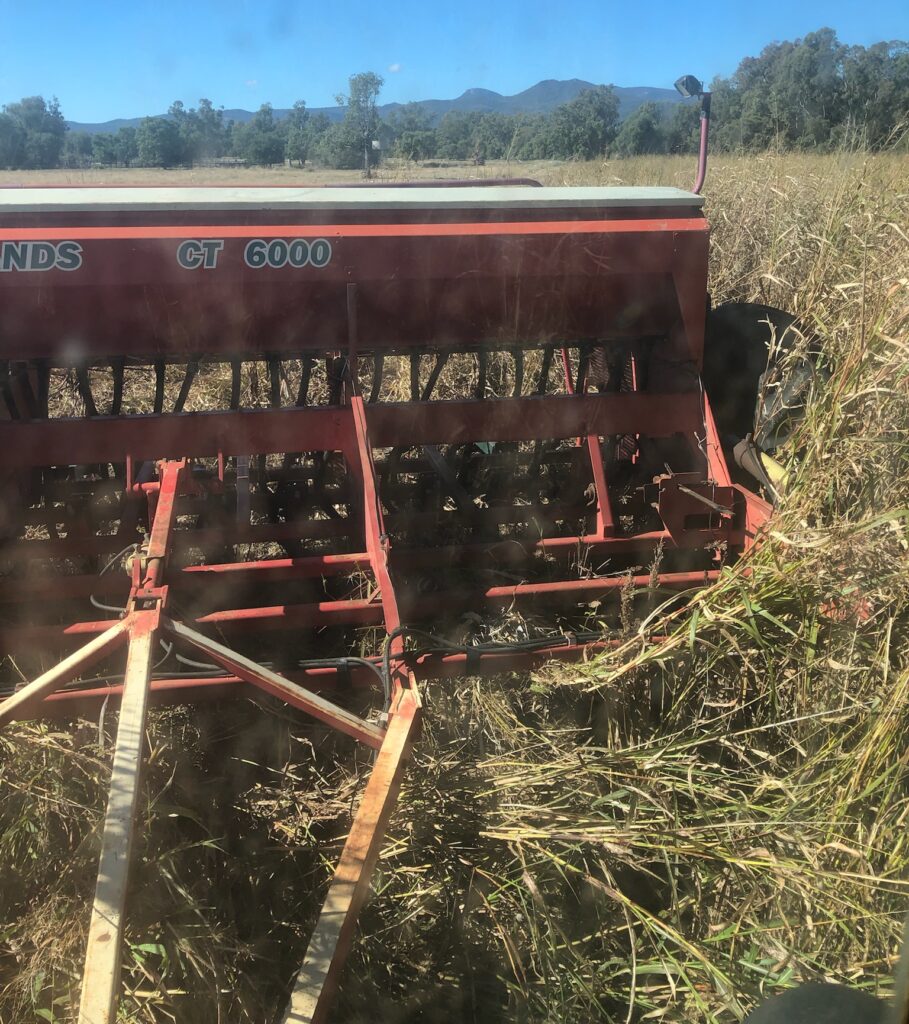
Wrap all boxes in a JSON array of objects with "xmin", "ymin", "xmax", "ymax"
[
  {"xmin": 744, "ymin": 982, "xmax": 886, "ymax": 1023},
  {"xmin": 704, "ymin": 301, "xmax": 821, "ymax": 453}
]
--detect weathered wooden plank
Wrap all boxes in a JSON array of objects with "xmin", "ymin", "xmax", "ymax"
[
  {"xmin": 282, "ymin": 689, "xmax": 420, "ymax": 1024},
  {"xmin": 77, "ymin": 617, "xmax": 156, "ymax": 1024},
  {"xmin": 0, "ymin": 619, "xmax": 129, "ymax": 728},
  {"xmin": 165, "ymin": 618, "xmax": 385, "ymax": 749}
]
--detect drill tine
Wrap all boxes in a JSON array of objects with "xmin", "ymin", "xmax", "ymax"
[
  {"xmin": 268, "ymin": 357, "xmax": 282, "ymax": 408},
  {"xmin": 421, "ymin": 444, "xmax": 474, "ymax": 513},
  {"xmin": 421, "ymin": 351, "xmax": 449, "ymax": 401},
  {"xmin": 153, "ymin": 359, "xmax": 166, "ymax": 414},
  {"xmin": 369, "ymin": 353, "xmax": 384, "ymax": 403},
  {"xmin": 528, "ymin": 439, "xmax": 545, "ymax": 478},
  {"xmin": 230, "ymin": 358, "xmax": 242, "ymax": 410},
  {"xmin": 295, "ymin": 355, "xmax": 313, "ymax": 407},
  {"xmin": 324, "ymin": 356, "xmax": 335, "ymax": 404},
  {"xmin": 278, "ymin": 356, "xmax": 314, "ymax": 470},
  {"xmin": 326, "ymin": 355, "xmax": 346, "ymax": 406},
  {"xmin": 35, "ymin": 360, "xmax": 50, "ymax": 419},
  {"xmin": 575, "ymin": 344, "xmax": 590, "ymax": 395},
  {"xmin": 336, "ymin": 355, "xmax": 350, "ymax": 403},
  {"xmin": 409, "ymin": 352, "xmax": 421, "ymax": 401},
  {"xmin": 281, "ymin": 355, "xmax": 314, "ymax": 469},
  {"xmin": 75, "ymin": 364, "xmax": 98, "ymax": 418},
  {"xmin": 453, "ymin": 442, "xmax": 478, "ymax": 489},
  {"xmin": 108, "ymin": 359, "xmax": 127, "ymax": 478},
  {"xmin": 476, "ymin": 349, "xmax": 488, "ymax": 400},
  {"xmin": 110, "ymin": 359, "xmax": 124, "ymax": 416},
  {"xmin": 0, "ymin": 363, "xmax": 19, "ymax": 420},
  {"xmin": 173, "ymin": 360, "xmax": 199, "ymax": 413},
  {"xmin": 535, "ymin": 345, "xmax": 554, "ymax": 395},
  {"xmin": 11, "ymin": 362, "xmax": 38, "ymax": 419},
  {"xmin": 512, "ymin": 348, "xmax": 524, "ymax": 397}
]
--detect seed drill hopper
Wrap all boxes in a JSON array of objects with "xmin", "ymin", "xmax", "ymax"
[{"xmin": 0, "ymin": 132, "xmax": 777, "ymax": 1020}]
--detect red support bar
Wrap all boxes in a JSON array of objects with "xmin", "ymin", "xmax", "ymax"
[
  {"xmin": 0, "ymin": 218, "xmax": 709, "ymax": 243},
  {"xmin": 194, "ymin": 599, "xmax": 384, "ymax": 631},
  {"xmin": 0, "ymin": 533, "xmax": 679, "ymax": 603},
  {"xmin": 700, "ymin": 390, "xmax": 733, "ymax": 488},
  {"xmin": 141, "ymin": 460, "xmax": 185, "ymax": 590},
  {"xmin": 390, "ymin": 529, "xmax": 745, "ymax": 571},
  {"xmin": 281, "ymin": 688, "xmax": 420, "ymax": 1023},
  {"xmin": 0, "ymin": 519, "xmax": 354, "ymax": 565},
  {"xmin": 400, "ymin": 569, "xmax": 720, "ymax": 620},
  {"xmin": 180, "ymin": 551, "xmax": 370, "ymax": 583},
  {"xmin": 365, "ymin": 391, "xmax": 702, "ymax": 447},
  {"xmin": 165, "ymin": 618, "xmax": 386, "ymax": 749},
  {"xmin": 348, "ymin": 391, "xmax": 407, "ymax": 698},
  {"xmin": 559, "ymin": 346, "xmax": 614, "ymax": 538},
  {"xmin": 0, "ymin": 392, "xmax": 702, "ymax": 471},
  {"xmin": 0, "ymin": 552, "xmax": 371, "ymax": 603},
  {"xmin": 0, "ymin": 564, "xmax": 721, "ymax": 650},
  {"xmin": 29, "ymin": 634, "xmax": 655, "ymax": 719},
  {"xmin": 0, "ymin": 406, "xmax": 356, "ymax": 469}
]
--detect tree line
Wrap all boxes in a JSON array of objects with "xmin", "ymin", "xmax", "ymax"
[{"xmin": 1, "ymin": 29, "xmax": 906, "ymax": 172}]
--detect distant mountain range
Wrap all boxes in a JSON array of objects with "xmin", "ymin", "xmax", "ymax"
[{"xmin": 65, "ymin": 79, "xmax": 686, "ymax": 135}]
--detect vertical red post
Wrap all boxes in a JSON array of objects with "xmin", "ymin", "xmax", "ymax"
[
  {"xmin": 78, "ymin": 459, "xmax": 187, "ymax": 1024},
  {"xmin": 560, "ymin": 347, "xmax": 614, "ymax": 538}
]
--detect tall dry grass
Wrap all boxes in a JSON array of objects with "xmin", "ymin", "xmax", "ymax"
[{"xmin": 0, "ymin": 151, "xmax": 908, "ymax": 1023}]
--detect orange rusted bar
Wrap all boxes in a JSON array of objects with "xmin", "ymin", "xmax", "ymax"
[{"xmin": 282, "ymin": 687, "xmax": 421, "ymax": 1024}]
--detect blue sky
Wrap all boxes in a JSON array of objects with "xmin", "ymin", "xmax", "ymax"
[{"xmin": 0, "ymin": 0, "xmax": 905, "ymax": 122}]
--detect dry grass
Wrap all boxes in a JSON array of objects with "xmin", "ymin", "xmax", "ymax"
[
  {"xmin": 1, "ymin": 150, "xmax": 908, "ymax": 1022},
  {"xmin": 0, "ymin": 157, "xmax": 558, "ymax": 187}
]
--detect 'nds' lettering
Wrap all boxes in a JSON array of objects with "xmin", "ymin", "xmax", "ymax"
[{"xmin": 0, "ymin": 241, "xmax": 83, "ymax": 272}]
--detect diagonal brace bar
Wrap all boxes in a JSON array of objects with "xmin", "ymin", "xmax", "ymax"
[
  {"xmin": 78, "ymin": 458, "xmax": 187, "ymax": 1024},
  {"xmin": 282, "ymin": 688, "xmax": 420, "ymax": 1024},
  {"xmin": 164, "ymin": 618, "xmax": 385, "ymax": 749},
  {"xmin": 77, "ymin": 612, "xmax": 158, "ymax": 1024},
  {"xmin": 0, "ymin": 618, "xmax": 130, "ymax": 728}
]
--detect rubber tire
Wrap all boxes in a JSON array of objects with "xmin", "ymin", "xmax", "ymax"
[
  {"xmin": 744, "ymin": 982, "xmax": 887, "ymax": 1023},
  {"xmin": 703, "ymin": 301, "xmax": 801, "ymax": 447}
]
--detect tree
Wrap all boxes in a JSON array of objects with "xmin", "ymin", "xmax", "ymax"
[
  {"xmin": 545, "ymin": 86, "xmax": 619, "ymax": 159},
  {"xmin": 470, "ymin": 112, "xmax": 513, "ymax": 161},
  {"xmin": 162, "ymin": 98, "xmax": 228, "ymax": 163},
  {"xmin": 704, "ymin": 28, "xmax": 908, "ymax": 153},
  {"xmin": 436, "ymin": 111, "xmax": 476, "ymax": 159},
  {"xmin": 136, "ymin": 116, "xmax": 183, "ymax": 166},
  {"xmin": 388, "ymin": 103, "xmax": 436, "ymax": 161},
  {"xmin": 0, "ymin": 114, "xmax": 24, "ymax": 168},
  {"xmin": 62, "ymin": 131, "xmax": 93, "ymax": 168},
  {"xmin": 337, "ymin": 71, "xmax": 384, "ymax": 176},
  {"xmin": 232, "ymin": 103, "xmax": 285, "ymax": 165},
  {"xmin": 284, "ymin": 100, "xmax": 310, "ymax": 165},
  {"xmin": 509, "ymin": 113, "xmax": 550, "ymax": 159},
  {"xmin": 313, "ymin": 120, "xmax": 362, "ymax": 169},
  {"xmin": 114, "ymin": 126, "xmax": 138, "ymax": 166},
  {"xmin": 1, "ymin": 96, "xmax": 67, "ymax": 168},
  {"xmin": 663, "ymin": 103, "xmax": 700, "ymax": 154},
  {"xmin": 613, "ymin": 102, "xmax": 666, "ymax": 156},
  {"xmin": 841, "ymin": 40, "xmax": 909, "ymax": 147},
  {"xmin": 91, "ymin": 132, "xmax": 118, "ymax": 166},
  {"xmin": 197, "ymin": 99, "xmax": 227, "ymax": 158}
]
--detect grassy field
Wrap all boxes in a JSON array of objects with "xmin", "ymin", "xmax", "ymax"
[
  {"xmin": 0, "ymin": 153, "xmax": 803, "ymax": 188},
  {"xmin": 0, "ymin": 157, "xmax": 560, "ymax": 187},
  {"xmin": 1, "ymin": 151, "xmax": 908, "ymax": 1023}
]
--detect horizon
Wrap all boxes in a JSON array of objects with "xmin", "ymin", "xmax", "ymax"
[
  {"xmin": 62, "ymin": 78, "xmax": 673, "ymax": 128},
  {"xmin": 0, "ymin": 0, "xmax": 905, "ymax": 123}
]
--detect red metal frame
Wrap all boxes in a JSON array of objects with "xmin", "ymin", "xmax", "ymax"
[{"xmin": 0, "ymin": 188, "xmax": 772, "ymax": 1023}]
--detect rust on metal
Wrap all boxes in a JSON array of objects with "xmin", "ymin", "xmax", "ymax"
[
  {"xmin": 282, "ymin": 688, "xmax": 421, "ymax": 1024},
  {"xmin": 0, "ymin": 182, "xmax": 772, "ymax": 1022}
]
